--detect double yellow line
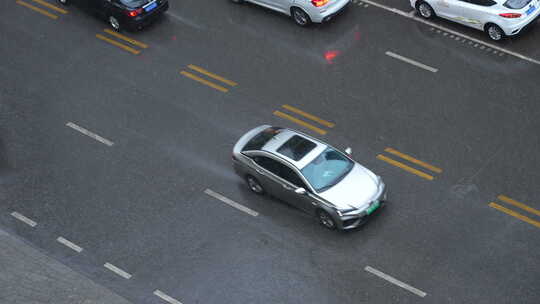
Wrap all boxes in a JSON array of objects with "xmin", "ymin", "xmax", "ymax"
[
  {"xmin": 16, "ymin": 0, "xmax": 67, "ymax": 20},
  {"xmin": 96, "ymin": 29, "xmax": 148, "ymax": 55},
  {"xmin": 489, "ymin": 195, "xmax": 540, "ymax": 229},
  {"xmin": 273, "ymin": 105, "xmax": 334, "ymax": 135},
  {"xmin": 377, "ymin": 147, "xmax": 442, "ymax": 180},
  {"xmin": 180, "ymin": 65, "xmax": 237, "ymax": 93}
]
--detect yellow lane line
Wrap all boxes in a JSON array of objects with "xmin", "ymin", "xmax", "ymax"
[
  {"xmin": 16, "ymin": 0, "xmax": 58, "ymax": 19},
  {"xmin": 180, "ymin": 71, "xmax": 228, "ymax": 93},
  {"xmin": 273, "ymin": 111, "xmax": 327, "ymax": 135},
  {"xmin": 376, "ymin": 154, "xmax": 434, "ymax": 180},
  {"xmin": 384, "ymin": 147, "xmax": 442, "ymax": 174},
  {"xmin": 187, "ymin": 64, "xmax": 237, "ymax": 87},
  {"xmin": 95, "ymin": 34, "xmax": 140, "ymax": 55},
  {"xmin": 103, "ymin": 29, "xmax": 148, "ymax": 49},
  {"xmin": 489, "ymin": 202, "xmax": 540, "ymax": 229},
  {"xmin": 498, "ymin": 195, "xmax": 540, "ymax": 218},
  {"xmin": 282, "ymin": 104, "xmax": 335, "ymax": 128},
  {"xmin": 31, "ymin": 0, "xmax": 67, "ymax": 14}
]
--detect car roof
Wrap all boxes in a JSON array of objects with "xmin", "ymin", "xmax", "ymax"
[{"xmin": 261, "ymin": 128, "xmax": 328, "ymax": 170}]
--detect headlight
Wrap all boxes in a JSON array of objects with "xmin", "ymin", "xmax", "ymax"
[{"xmin": 337, "ymin": 208, "xmax": 356, "ymax": 217}]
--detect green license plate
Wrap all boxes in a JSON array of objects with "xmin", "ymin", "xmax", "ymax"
[{"xmin": 366, "ymin": 201, "xmax": 380, "ymax": 215}]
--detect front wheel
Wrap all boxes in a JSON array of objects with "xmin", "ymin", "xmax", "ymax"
[
  {"xmin": 417, "ymin": 1, "xmax": 435, "ymax": 19},
  {"xmin": 291, "ymin": 7, "xmax": 311, "ymax": 27},
  {"xmin": 486, "ymin": 24, "xmax": 504, "ymax": 41},
  {"xmin": 317, "ymin": 210, "xmax": 336, "ymax": 230}
]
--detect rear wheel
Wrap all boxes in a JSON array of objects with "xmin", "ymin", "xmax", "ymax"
[
  {"xmin": 317, "ymin": 210, "xmax": 336, "ymax": 230},
  {"xmin": 246, "ymin": 175, "xmax": 264, "ymax": 195},
  {"xmin": 486, "ymin": 23, "xmax": 504, "ymax": 41},
  {"xmin": 417, "ymin": 1, "xmax": 435, "ymax": 19},
  {"xmin": 109, "ymin": 16, "xmax": 121, "ymax": 31},
  {"xmin": 291, "ymin": 7, "xmax": 311, "ymax": 27}
]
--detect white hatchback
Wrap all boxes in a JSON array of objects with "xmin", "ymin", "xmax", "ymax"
[
  {"xmin": 230, "ymin": 0, "xmax": 350, "ymax": 26},
  {"xmin": 411, "ymin": 0, "xmax": 540, "ymax": 40}
]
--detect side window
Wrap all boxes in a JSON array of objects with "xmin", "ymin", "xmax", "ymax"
[
  {"xmin": 468, "ymin": 0, "xmax": 496, "ymax": 6},
  {"xmin": 254, "ymin": 156, "xmax": 308, "ymax": 189},
  {"xmin": 253, "ymin": 156, "xmax": 282, "ymax": 176},
  {"xmin": 280, "ymin": 167, "xmax": 309, "ymax": 190}
]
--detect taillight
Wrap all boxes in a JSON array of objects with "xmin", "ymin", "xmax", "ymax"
[
  {"xmin": 126, "ymin": 8, "xmax": 143, "ymax": 17},
  {"xmin": 311, "ymin": 0, "xmax": 329, "ymax": 7},
  {"xmin": 499, "ymin": 13, "xmax": 521, "ymax": 18}
]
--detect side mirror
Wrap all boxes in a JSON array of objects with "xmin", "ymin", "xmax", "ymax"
[
  {"xmin": 344, "ymin": 147, "xmax": 352, "ymax": 155},
  {"xmin": 294, "ymin": 188, "xmax": 307, "ymax": 195}
]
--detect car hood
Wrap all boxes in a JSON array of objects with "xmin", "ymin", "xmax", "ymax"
[{"xmin": 317, "ymin": 163, "xmax": 380, "ymax": 210}]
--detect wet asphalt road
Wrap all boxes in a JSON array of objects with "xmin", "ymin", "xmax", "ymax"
[{"xmin": 1, "ymin": 0, "xmax": 540, "ymax": 303}]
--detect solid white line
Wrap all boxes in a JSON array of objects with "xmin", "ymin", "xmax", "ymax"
[
  {"xmin": 385, "ymin": 51, "xmax": 439, "ymax": 73},
  {"xmin": 204, "ymin": 188, "xmax": 259, "ymax": 217},
  {"xmin": 361, "ymin": 0, "xmax": 540, "ymax": 65},
  {"xmin": 66, "ymin": 122, "xmax": 114, "ymax": 146},
  {"xmin": 365, "ymin": 266, "xmax": 427, "ymax": 297},
  {"xmin": 104, "ymin": 262, "xmax": 132, "ymax": 279},
  {"xmin": 153, "ymin": 290, "xmax": 183, "ymax": 304},
  {"xmin": 10, "ymin": 212, "xmax": 37, "ymax": 227},
  {"xmin": 56, "ymin": 236, "xmax": 83, "ymax": 253}
]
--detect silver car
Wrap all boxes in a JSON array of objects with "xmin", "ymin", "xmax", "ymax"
[
  {"xmin": 232, "ymin": 125, "xmax": 387, "ymax": 230},
  {"xmin": 230, "ymin": 0, "xmax": 351, "ymax": 27}
]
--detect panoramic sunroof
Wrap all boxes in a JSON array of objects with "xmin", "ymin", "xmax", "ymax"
[{"xmin": 276, "ymin": 135, "xmax": 316, "ymax": 161}]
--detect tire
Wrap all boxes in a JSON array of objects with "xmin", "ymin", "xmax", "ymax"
[
  {"xmin": 230, "ymin": 0, "xmax": 244, "ymax": 3},
  {"xmin": 109, "ymin": 15, "xmax": 121, "ymax": 32},
  {"xmin": 486, "ymin": 23, "xmax": 504, "ymax": 41},
  {"xmin": 57, "ymin": 0, "xmax": 68, "ymax": 5},
  {"xmin": 416, "ymin": 1, "xmax": 435, "ymax": 19},
  {"xmin": 317, "ymin": 210, "xmax": 336, "ymax": 230},
  {"xmin": 245, "ymin": 175, "xmax": 265, "ymax": 195},
  {"xmin": 291, "ymin": 7, "xmax": 311, "ymax": 27}
]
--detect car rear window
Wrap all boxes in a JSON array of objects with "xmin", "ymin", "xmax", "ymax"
[
  {"xmin": 276, "ymin": 135, "xmax": 317, "ymax": 161},
  {"xmin": 242, "ymin": 127, "xmax": 283, "ymax": 152},
  {"xmin": 504, "ymin": 0, "xmax": 531, "ymax": 9}
]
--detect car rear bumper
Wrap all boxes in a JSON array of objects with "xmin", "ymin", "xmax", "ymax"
[
  {"xmin": 310, "ymin": 0, "xmax": 350, "ymax": 23},
  {"xmin": 502, "ymin": 9, "xmax": 540, "ymax": 36},
  {"xmin": 127, "ymin": 1, "xmax": 169, "ymax": 30}
]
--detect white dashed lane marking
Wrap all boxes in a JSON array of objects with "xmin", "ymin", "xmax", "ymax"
[
  {"xmin": 154, "ymin": 290, "xmax": 183, "ymax": 304},
  {"xmin": 56, "ymin": 236, "xmax": 83, "ymax": 253},
  {"xmin": 365, "ymin": 266, "xmax": 427, "ymax": 297},
  {"xmin": 66, "ymin": 122, "xmax": 114, "ymax": 146},
  {"xmin": 385, "ymin": 51, "xmax": 439, "ymax": 73},
  {"xmin": 204, "ymin": 188, "xmax": 259, "ymax": 217},
  {"xmin": 11, "ymin": 212, "xmax": 37, "ymax": 227},
  {"xmin": 104, "ymin": 262, "xmax": 132, "ymax": 279}
]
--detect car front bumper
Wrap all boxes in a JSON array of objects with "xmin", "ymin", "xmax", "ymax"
[{"xmin": 337, "ymin": 188, "xmax": 388, "ymax": 230}]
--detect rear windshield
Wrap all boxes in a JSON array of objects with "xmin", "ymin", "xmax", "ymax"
[
  {"xmin": 504, "ymin": 0, "xmax": 531, "ymax": 9},
  {"xmin": 242, "ymin": 127, "xmax": 283, "ymax": 152},
  {"xmin": 120, "ymin": 0, "xmax": 146, "ymax": 7}
]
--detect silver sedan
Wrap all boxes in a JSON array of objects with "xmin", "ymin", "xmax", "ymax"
[{"xmin": 232, "ymin": 125, "xmax": 387, "ymax": 230}]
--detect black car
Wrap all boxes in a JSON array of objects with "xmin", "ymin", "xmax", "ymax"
[{"xmin": 58, "ymin": 0, "xmax": 169, "ymax": 31}]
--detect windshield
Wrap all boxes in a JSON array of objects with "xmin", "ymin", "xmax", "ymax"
[
  {"xmin": 504, "ymin": 0, "xmax": 531, "ymax": 9},
  {"xmin": 301, "ymin": 147, "xmax": 354, "ymax": 192}
]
